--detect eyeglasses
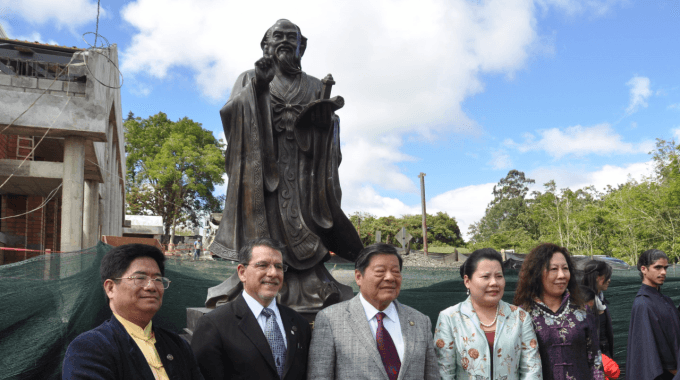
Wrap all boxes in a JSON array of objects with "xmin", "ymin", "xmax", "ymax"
[
  {"xmin": 114, "ymin": 275, "xmax": 171, "ymax": 289},
  {"xmin": 244, "ymin": 261, "xmax": 288, "ymax": 272}
]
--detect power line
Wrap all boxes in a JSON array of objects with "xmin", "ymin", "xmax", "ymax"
[
  {"xmin": 0, "ymin": 97, "xmax": 72, "ymax": 191},
  {"xmin": 0, "ymin": 183, "xmax": 62, "ymax": 220}
]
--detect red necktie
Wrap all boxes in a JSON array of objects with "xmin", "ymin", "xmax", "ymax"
[{"xmin": 376, "ymin": 312, "xmax": 401, "ymax": 380}]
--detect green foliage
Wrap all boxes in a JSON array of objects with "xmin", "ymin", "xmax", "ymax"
[
  {"xmin": 468, "ymin": 170, "xmax": 536, "ymax": 248},
  {"xmin": 125, "ymin": 112, "xmax": 226, "ymax": 235},
  {"xmin": 468, "ymin": 142, "xmax": 680, "ymax": 264},
  {"xmin": 348, "ymin": 211, "xmax": 465, "ymax": 249}
]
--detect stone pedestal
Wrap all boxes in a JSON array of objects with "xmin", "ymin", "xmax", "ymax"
[{"xmin": 181, "ymin": 307, "xmax": 212, "ymax": 343}]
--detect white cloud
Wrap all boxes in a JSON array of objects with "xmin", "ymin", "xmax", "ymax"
[
  {"xmin": 14, "ymin": 31, "xmax": 57, "ymax": 45},
  {"xmin": 429, "ymin": 183, "xmax": 496, "ymax": 240},
  {"xmin": 506, "ymin": 123, "xmax": 654, "ymax": 158},
  {"xmin": 530, "ymin": 160, "xmax": 654, "ymax": 192},
  {"xmin": 489, "ymin": 150, "xmax": 512, "ymax": 170},
  {"xmin": 129, "ymin": 82, "xmax": 152, "ymax": 97},
  {"xmin": 341, "ymin": 185, "xmax": 421, "ymax": 218},
  {"xmin": 338, "ymin": 136, "xmax": 417, "ymax": 194},
  {"xmin": 668, "ymin": 103, "xmax": 680, "ymax": 110},
  {"xmin": 0, "ymin": 0, "xmax": 102, "ymax": 30},
  {"xmin": 625, "ymin": 75, "xmax": 652, "ymax": 115},
  {"xmin": 672, "ymin": 127, "xmax": 680, "ymax": 140}
]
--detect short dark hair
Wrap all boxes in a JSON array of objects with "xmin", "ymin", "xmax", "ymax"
[
  {"xmin": 638, "ymin": 249, "xmax": 669, "ymax": 279},
  {"xmin": 459, "ymin": 248, "xmax": 504, "ymax": 280},
  {"xmin": 513, "ymin": 243, "xmax": 584, "ymax": 310},
  {"xmin": 581, "ymin": 259, "xmax": 612, "ymax": 293},
  {"xmin": 100, "ymin": 244, "xmax": 165, "ymax": 301},
  {"xmin": 238, "ymin": 237, "xmax": 287, "ymax": 265},
  {"xmin": 355, "ymin": 243, "xmax": 403, "ymax": 275}
]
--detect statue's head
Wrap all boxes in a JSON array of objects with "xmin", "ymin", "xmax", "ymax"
[{"xmin": 261, "ymin": 19, "xmax": 307, "ymax": 75}]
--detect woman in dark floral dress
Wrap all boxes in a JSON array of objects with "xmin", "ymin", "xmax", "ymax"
[{"xmin": 514, "ymin": 243, "xmax": 605, "ymax": 380}]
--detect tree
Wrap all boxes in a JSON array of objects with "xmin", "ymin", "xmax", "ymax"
[
  {"xmin": 469, "ymin": 170, "xmax": 535, "ymax": 247},
  {"xmin": 348, "ymin": 211, "xmax": 464, "ymax": 248},
  {"xmin": 125, "ymin": 112, "xmax": 226, "ymax": 245},
  {"xmin": 490, "ymin": 169, "xmax": 535, "ymax": 206}
]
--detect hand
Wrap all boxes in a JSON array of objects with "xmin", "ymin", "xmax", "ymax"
[
  {"xmin": 310, "ymin": 103, "xmax": 332, "ymax": 130},
  {"xmin": 254, "ymin": 56, "xmax": 275, "ymax": 92}
]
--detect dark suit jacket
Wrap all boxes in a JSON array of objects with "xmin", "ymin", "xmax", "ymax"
[
  {"xmin": 191, "ymin": 293, "xmax": 312, "ymax": 380},
  {"xmin": 62, "ymin": 317, "xmax": 204, "ymax": 380}
]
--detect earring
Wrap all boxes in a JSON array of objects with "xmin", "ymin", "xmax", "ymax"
[{"xmin": 466, "ymin": 288, "xmax": 470, "ymax": 295}]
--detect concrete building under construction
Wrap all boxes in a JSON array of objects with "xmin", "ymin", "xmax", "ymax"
[{"xmin": 0, "ymin": 38, "xmax": 125, "ymax": 264}]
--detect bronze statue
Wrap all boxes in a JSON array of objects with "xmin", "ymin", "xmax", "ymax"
[{"xmin": 208, "ymin": 19, "xmax": 363, "ymax": 318}]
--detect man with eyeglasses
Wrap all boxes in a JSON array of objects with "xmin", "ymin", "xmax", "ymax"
[
  {"xmin": 191, "ymin": 237, "xmax": 311, "ymax": 380},
  {"xmin": 62, "ymin": 244, "xmax": 204, "ymax": 380}
]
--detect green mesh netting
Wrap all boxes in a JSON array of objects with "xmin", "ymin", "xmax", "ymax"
[{"xmin": 2, "ymin": 244, "xmax": 679, "ymax": 379}]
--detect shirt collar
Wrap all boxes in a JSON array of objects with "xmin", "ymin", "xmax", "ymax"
[
  {"xmin": 114, "ymin": 313, "xmax": 153, "ymax": 341},
  {"xmin": 359, "ymin": 293, "xmax": 398, "ymax": 322},
  {"xmin": 242, "ymin": 290, "xmax": 278, "ymax": 318},
  {"xmin": 639, "ymin": 283, "xmax": 662, "ymax": 296}
]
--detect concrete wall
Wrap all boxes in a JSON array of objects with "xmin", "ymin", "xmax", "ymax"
[{"xmin": 0, "ymin": 43, "xmax": 125, "ymax": 255}]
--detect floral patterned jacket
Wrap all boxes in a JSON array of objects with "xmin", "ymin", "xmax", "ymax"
[{"xmin": 434, "ymin": 298, "xmax": 543, "ymax": 380}]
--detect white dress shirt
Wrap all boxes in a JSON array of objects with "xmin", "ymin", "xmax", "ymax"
[
  {"xmin": 359, "ymin": 293, "xmax": 404, "ymax": 361},
  {"xmin": 242, "ymin": 291, "xmax": 288, "ymax": 349}
]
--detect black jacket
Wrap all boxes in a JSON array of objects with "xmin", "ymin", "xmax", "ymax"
[
  {"xmin": 62, "ymin": 317, "xmax": 204, "ymax": 380},
  {"xmin": 191, "ymin": 293, "xmax": 312, "ymax": 380}
]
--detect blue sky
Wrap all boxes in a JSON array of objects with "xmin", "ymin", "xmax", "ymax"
[{"xmin": 2, "ymin": 0, "xmax": 678, "ymax": 238}]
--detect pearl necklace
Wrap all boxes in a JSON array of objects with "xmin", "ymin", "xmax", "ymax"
[{"xmin": 478, "ymin": 304, "xmax": 499, "ymax": 327}]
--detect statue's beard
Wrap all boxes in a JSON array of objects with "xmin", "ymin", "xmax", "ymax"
[{"xmin": 273, "ymin": 45, "xmax": 302, "ymax": 76}]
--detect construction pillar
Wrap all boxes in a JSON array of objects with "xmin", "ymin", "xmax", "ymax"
[
  {"xmin": 61, "ymin": 136, "xmax": 85, "ymax": 253},
  {"xmin": 83, "ymin": 180, "xmax": 99, "ymax": 248}
]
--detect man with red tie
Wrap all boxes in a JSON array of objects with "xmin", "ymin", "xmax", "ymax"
[{"xmin": 307, "ymin": 243, "xmax": 438, "ymax": 380}]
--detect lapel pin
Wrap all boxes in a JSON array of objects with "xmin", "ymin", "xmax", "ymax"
[
  {"xmin": 166, "ymin": 354, "xmax": 174, "ymax": 361},
  {"xmin": 409, "ymin": 321, "xmax": 415, "ymax": 326},
  {"xmin": 291, "ymin": 330, "xmax": 295, "ymax": 335}
]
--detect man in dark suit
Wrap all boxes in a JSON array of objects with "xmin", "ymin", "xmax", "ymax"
[
  {"xmin": 192, "ymin": 237, "xmax": 311, "ymax": 380},
  {"xmin": 62, "ymin": 244, "xmax": 203, "ymax": 380}
]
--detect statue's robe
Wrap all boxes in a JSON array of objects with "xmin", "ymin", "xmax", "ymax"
[{"xmin": 208, "ymin": 69, "xmax": 362, "ymax": 310}]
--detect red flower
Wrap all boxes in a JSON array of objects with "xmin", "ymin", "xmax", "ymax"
[
  {"xmin": 469, "ymin": 348, "xmax": 479, "ymax": 359},
  {"xmin": 436, "ymin": 339, "xmax": 445, "ymax": 348},
  {"xmin": 510, "ymin": 305, "xmax": 517, "ymax": 312},
  {"xmin": 461, "ymin": 357, "xmax": 469, "ymax": 370},
  {"xmin": 519, "ymin": 310, "xmax": 526, "ymax": 322},
  {"xmin": 530, "ymin": 339, "xmax": 537, "ymax": 348}
]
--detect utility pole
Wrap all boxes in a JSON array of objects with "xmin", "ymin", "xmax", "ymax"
[{"xmin": 418, "ymin": 172, "xmax": 428, "ymax": 256}]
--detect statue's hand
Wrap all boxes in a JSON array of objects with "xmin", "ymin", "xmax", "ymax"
[
  {"xmin": 254, "ymin": 56, "xmax": 275, "ymax": 93},
  {"xmin": 310, "ymin": 102, "xmax": 333, "ymax": 130}
]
